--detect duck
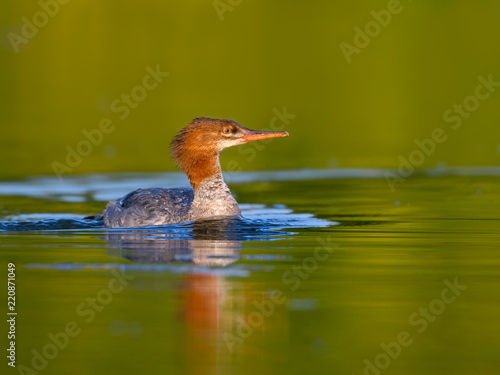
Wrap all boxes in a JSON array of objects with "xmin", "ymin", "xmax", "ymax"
[{"xmin": 91, "ymin": 118, "xmax": 289, "ymax": 227}]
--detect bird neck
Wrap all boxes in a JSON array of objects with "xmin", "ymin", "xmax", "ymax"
[
  {"xmin": 175, "ymin": 148, "xmax": 241, "ymax": 218},
  {"xmin": 193, "ymin": 173, "xmax": 231, "ymax": 199},
  {"xmin": 178, "ymin": 151, "xmax": 222, "ymax": 190},
  {"xmin": 188, "ymin": 172, "xmax": 241, "ymax": 221}
]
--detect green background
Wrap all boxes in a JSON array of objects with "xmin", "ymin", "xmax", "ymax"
[{"xmin": 1, "ymin": 0, "xmax": 499, "ymax": 179}]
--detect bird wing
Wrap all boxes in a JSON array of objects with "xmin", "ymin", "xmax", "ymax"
[{"xmin": 100, "ymin": 187, "xmax": 194, "ymax": 227}]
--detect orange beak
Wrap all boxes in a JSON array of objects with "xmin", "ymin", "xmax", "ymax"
[{"xmin": 240, "ymin": 129, "xmax": 289, "ymax": 142}]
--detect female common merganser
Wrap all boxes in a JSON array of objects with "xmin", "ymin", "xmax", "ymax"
[{"xmin": 93, "ymin": 118, "xmax": 289, "ymax": 228}]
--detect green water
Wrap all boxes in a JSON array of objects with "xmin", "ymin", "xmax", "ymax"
[{"xmin": 1, "ymin": 174, "xmax": 499, "ymax": 375}]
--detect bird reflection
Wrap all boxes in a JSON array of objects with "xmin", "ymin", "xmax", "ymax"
[
  {"xmin": 102, "ymin": 218, "xmax": 250, "ymax": 373},
  {"xmin": 100, "ymin": 217, "xmax": 291, "ymax": 372},
  {"xmin": 103, "ymin": 218, "xmax": 243, "ymax": 267}
]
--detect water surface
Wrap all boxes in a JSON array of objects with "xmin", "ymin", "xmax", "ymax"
[{"xmin": 0, "ymin": 169, "xmax": 499, "ymax": 375}]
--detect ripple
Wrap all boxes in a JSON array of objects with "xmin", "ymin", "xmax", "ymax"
[
  {"xmin": 1, "ymin": 167, "xmax": 499, "ymax": 202},
  {"xmin": 24, "ymin": 262, "xmax": 253, "ymax": 277},
  {"xmin": 0, "ymin": 203, "xmax": 336, "ymax": 232}
]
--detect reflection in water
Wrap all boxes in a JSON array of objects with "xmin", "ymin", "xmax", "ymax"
[
  {"xmin": 2, "ymin": 203, "xmax": 337, "ymax": 374},
  {"xmin": 182, "ymin": 274, "xmax": 226, "ymax": 374},
  {"xmin": 104, "ymin": 218, "xmax": 243, "ymax": 267},
  {"xmin": 102, "ymin": 218, "xmax": 292, "ymax": 374}
]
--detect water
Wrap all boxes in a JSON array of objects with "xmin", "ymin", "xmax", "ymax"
[{"xmin": 1, "ymin": 169, "xmax": 499, "ymax": 375}]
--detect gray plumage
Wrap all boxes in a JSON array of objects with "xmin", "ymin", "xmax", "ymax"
[{"xmin": 99, "ymin": 175, "xmax": 241, "ymax": 228}]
